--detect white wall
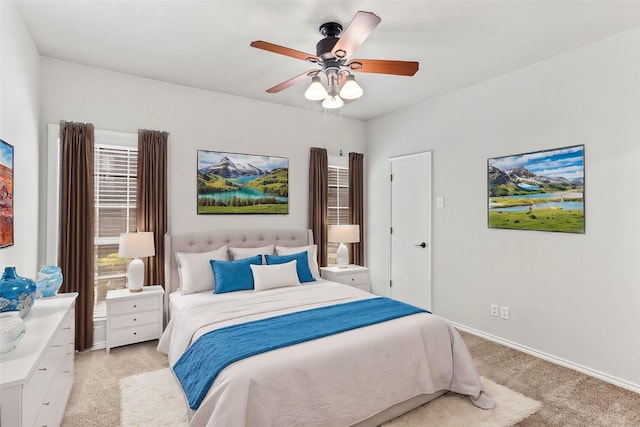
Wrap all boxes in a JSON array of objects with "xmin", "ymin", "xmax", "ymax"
[
  {"xmin": 0, "ymin": 2, "xmax": 40, "ymax": 275},
  {"xmin": 367, "ymin": 28, "xmax": 640, "ymax": 390},
  {"xmin": 39, "ymin": 58, "xmax": 366, "ymax": 239}
]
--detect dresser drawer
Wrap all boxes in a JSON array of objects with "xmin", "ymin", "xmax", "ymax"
[
  {"xmin": 109, "ymin": 295, "xmax": 160, "ymax": 315},
  {"xmin": 23, "ymin": 337, "xmax": 67, "ymax": 426},
  {"xmin": 109, "ymin": 309, "xmax": 160, "ymax": 330},
  {"xmin": 109, "ymin": 323, "xmax": 161, "ymax": 348}
]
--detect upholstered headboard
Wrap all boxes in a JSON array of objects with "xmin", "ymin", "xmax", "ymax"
[{"xmin": 163, "ymin": 229, "xmax": 314, "ymax": 320}]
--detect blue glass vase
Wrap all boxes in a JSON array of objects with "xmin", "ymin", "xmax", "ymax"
[
  {"xmin": 0, "ymin": 266, "xmax": 37, "ymax": 317},
  {"xmin": 36, "ymin": 266, "xmax": 64, "ymax": 298}
]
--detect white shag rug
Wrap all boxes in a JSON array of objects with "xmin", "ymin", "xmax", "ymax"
[{"xmin": 120, "ymin": 369, "xmax": 541, "ymax": 427}]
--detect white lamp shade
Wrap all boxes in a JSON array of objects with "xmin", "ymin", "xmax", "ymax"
[
  {"xmin": 118, "ymin": 232, "xmax": 155, "ymax": 258},
  {"xmin": 328, "ymin": 225, "xmax": 360, "ymax": 244},
  {"xmin": 119, "ymin": 232, "xmax": 155, "ymax": 292},
  {"xmin": 339, "ymin": 75, "xmax": 363, "ymax": 100}
]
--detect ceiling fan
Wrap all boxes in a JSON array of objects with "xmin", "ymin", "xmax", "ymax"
[{"xmin": 250, "ymin": 11, "xmax": 419, "ymax": 109}]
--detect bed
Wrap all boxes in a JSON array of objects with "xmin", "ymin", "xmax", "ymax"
[{"xmin": 158, "ymin": 229, "xmax": 493, "ymax": 426}]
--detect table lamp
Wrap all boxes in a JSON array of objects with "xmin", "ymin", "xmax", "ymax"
[
  {"xmin": 118, "ymin": 232, "xmax": 155, "ymax": 292},
  {"xmin": 327, "ymin": 224, "xmax": 360, "ymax": 268}
]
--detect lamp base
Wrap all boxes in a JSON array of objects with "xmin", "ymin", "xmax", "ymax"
[
  {"xmin": 127, "ymin": 258, "xmax": 144, "ymax": 292},
  {"xmin": 336, "ymin": 243, "xmax": 349, "ymax": 268}
]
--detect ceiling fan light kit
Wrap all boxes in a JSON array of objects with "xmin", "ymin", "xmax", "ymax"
[{"xmin": 251, "ymin": 11, "xmax": 419, "ymax": 110}]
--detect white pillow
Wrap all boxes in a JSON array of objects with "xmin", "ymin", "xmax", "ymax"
[
  {"xmin": 229, "ymin": 244, "xmax": 275, "ymax": 263},
  {"xmin": 250, "ymin": 261, "xmax": 300, "ymax": 292},
  {"xmin": 275, "ymin": 244, "xmax": 320, "ymax": 278},
  {"xmin": 175, "ymin": 245, "xmax": 228, "ymax": 294}
]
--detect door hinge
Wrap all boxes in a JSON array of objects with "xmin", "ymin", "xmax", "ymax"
[
  {"xmin": 390, "ymin": 174, "xmax": 393, "ymax": 181},
  {"xmin": 389, "ymin": 280, "xmax": 393, "ymax": 288},
  {"xmin": 390, "ymin": 227, "xmax": 393, "ymax": 234}
]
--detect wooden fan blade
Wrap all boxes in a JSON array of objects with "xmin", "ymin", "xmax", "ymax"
[
  {"xmin": 266, "ymin": 70, "xmax": 319, "ymax": 93},
  {"xmin": 250, "ymin": 40, "xmax": 320, "ymax": 63},
  {"xmin": 331, "ymin": 11, "xmax": 381, "ymax": 59},
  {"xmin": 347, "ymin": 59, "xmax": 419, "ymax": 76}
]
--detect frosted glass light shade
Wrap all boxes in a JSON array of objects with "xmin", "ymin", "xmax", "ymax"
[
  {"xmin": 119, "ymin": 232, "xmax": 155, "ymax": 292},
  {"xmin": 304, "ymin": 76, "xmax": 328, "ymax": 101},
  {"xmin": 322, "ymin": 95, "xmax": 344, "ymax": 109},
  {"xmin": 339, "ymin": 75, "xmax": 363, "ymax": 100}
]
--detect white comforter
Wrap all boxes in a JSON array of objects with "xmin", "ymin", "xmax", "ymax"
[{"xmin": 158, "ymin": 281, "xmax": 493, "ymax": 426}]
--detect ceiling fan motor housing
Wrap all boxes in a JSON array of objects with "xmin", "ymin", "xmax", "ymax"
[{"xmin": 317, "ymin": 22, "xmax": 343, "ymax": 60}]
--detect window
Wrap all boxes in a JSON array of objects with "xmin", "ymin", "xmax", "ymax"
[
  {"xmin": 93, "ymin": 144, "xmax": 138, "ymax": 318},
  {"xmin": 327, "ymin": 165, "xmax": 349, "ymax": 265}
]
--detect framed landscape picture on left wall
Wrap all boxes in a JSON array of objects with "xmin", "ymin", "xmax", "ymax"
[{"xmin": 0, "ymin": 139, "xmax": 14, "ymax": 248}]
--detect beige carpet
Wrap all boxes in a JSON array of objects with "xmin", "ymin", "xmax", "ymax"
[{"xmin": 120, "ymin": 369, "xmax": 540, "ymax": 426}]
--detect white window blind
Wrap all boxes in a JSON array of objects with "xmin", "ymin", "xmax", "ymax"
[
  {"xmin": 327, "ymin": 165, "xmax": 349, "ymax": 265},
  {"xmin": 94, "ymin": 144, "xmax": 138, "ymax": 317}
]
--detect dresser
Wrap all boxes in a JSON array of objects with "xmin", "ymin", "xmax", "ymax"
[
  {"xmin": 106, "ymin": 285, "xmax": 164, "ymax": 353},
  {"xmin": 0, "ymin": 292, "xmax": 78, "ymax": 427},
  {"xmin": 320, "ymin": 265, "xmax": 370, "ymax": 292}
]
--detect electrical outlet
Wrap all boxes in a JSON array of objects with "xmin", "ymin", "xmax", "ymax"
[
  {"xmin": 490, "ymin": 304, "xmax": 499, "ymax": 317},
  {"xmin": 500, "ymin": 306, "xmax": 509, "ymax": 320}
]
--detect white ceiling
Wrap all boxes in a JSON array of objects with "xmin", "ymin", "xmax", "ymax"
[{"xmin": 14, "ymin": 1, "xmax": 640, "ymax": 121}]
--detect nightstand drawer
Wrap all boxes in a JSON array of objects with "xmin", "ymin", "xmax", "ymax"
[
  {"xmin": 320, "ymin": 266, "xmax": 370, "ymax": 293},
  {"xmin": 109, "ymin": 296, "xmax": 160, "ymax": 315},
  {"xmin": 109, "ymin": 309, "xmax": 160, "ymax": 329},
  {"xmin": 109, "ymin": 323, "xmax": 160, "ymax": 348},
  {"xmin": 339, "ymin": 271, "xmax": 368, "ymax": 285}
]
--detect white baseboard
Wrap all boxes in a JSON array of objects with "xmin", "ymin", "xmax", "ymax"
[{"xmin": 450, "ymin": 321, "xmax": 640, "ymax": 394}]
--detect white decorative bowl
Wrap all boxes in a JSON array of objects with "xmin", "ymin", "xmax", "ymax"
[{"xmin": 0, "ymin": 312, "xmax": 26, "ymax": 353}]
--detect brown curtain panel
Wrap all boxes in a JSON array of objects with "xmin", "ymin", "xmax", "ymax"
[
  {"xmin": 137, "ymin": 129, "xmax": 168, "ymax": 288},
  {"xmin": 349, "ymin": 152, "xmax": 364, "ymax": 265},
  {"xmin": 59, "ymin": 121, "xmax": 95, "ymax": 351},
  {"xmin": 308, "ymin": 147, "xmax": 328, "ymax": 267}
]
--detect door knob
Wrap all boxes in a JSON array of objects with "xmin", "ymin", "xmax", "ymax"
[{"xmin": 414, "ymin": 242, "xmax": 427, "ymax": 248}]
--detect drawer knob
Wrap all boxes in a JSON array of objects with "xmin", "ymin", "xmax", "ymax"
[
  {"xmin": 43, "ymin": 402, "xmax": 50, "ymax": 406},
  {"xmin": 133, "ymin": 318, "xmax": 137, "ymax": 322},
  {"xmin": 133, "ymin": 332, "xmax": 137, "ymax": 335},
  {"xmin": 133, "ymin": 304, "xmax": 137, "ymax": 308},
  {"xmin": 38, "ymin": 368, "xmax": 47, "ymax": 371}
]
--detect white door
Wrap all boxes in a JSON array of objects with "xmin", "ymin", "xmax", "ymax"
[{"xmin": 389, "ymin": 152, "xmax": 432, "ymax": 310}]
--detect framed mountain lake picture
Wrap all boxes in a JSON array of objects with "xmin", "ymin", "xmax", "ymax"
[
  {"xmin": 488, "ymin": 145, "xmax": 585, "ymax": 233},
  {"xmin": 197, "ymin": 150, "xmax": 288, "ymax": 214},
  {"xmin": 0, "ymin": 139, "xmax": 14, "ymax": 248}
]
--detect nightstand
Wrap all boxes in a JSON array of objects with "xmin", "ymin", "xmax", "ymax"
[
  {"xmin": 106, "ymin": 285, "xmax": 164, "ymax": 353},
  {"xmin": 320, "ymin": 265, "xmax": 370, "ymax": 292}
]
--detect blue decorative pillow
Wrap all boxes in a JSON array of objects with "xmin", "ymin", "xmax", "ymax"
[
  {"xmin": 265, "ymin": 251, "xmax": 316, "ymax": 283},
  {"xmin": 210, "ymin": 255, "xmax": 262, "ymax": 294}
]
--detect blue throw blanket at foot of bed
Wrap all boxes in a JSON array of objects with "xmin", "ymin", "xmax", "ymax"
[{"xmin": 173, "ymin": 297, "xmax": 428, "ymax": 410}]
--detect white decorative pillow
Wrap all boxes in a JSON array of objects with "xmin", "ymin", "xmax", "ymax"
[
  {"xmin": 229, "ymin": 244, "xmax": 275, "ymax": 263},
  {"xmin": 176, "ymin": 245, "xmax": 229, "ymax": 294},
  {"xmin": 250, "ymin": 261, "xmax": 300, "ymax": 292},
  {"xmin": 276, "ymin": 244, "xmax": 320, "ymax": 278}
]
